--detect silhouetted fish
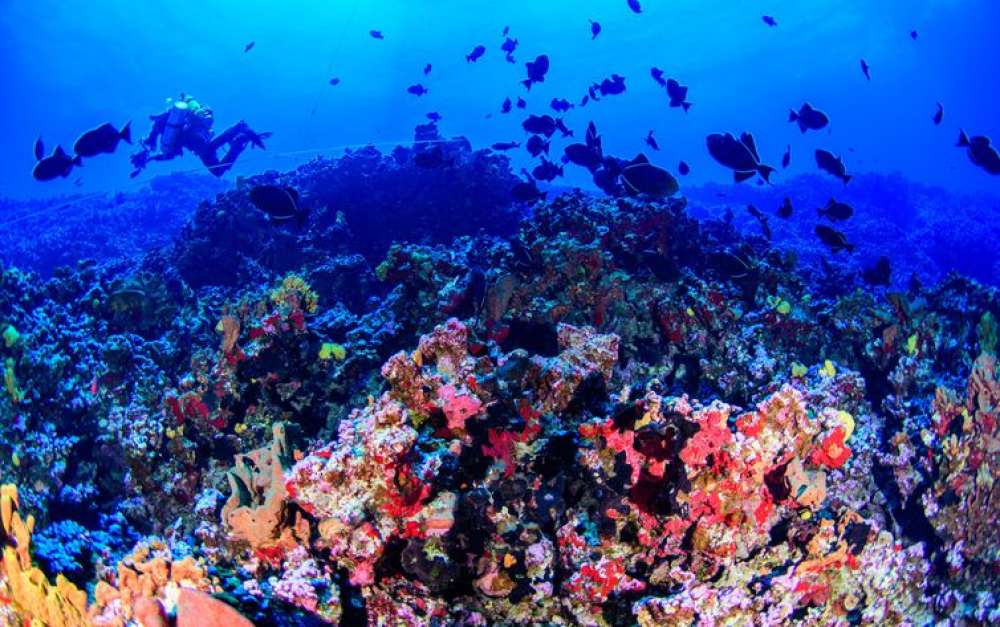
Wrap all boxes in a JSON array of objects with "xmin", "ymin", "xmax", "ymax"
[
  {"xmin": 522, "ymin": 114, "xmax": 558, "ymax": 137},
  {"xmin": 933, "ymin": 102, "xmax": 943, "ymax": 126},
  {"xmin": 708, "ymin": 251, "xmax": 753, "ymax": 280},
  {"xmin": 526, "ymin": 135, "xmax": 550, "ymax": 157},
  {"xmin": 706, "ymin": 132, "xmax": 775, "ymax": 183},
  {"xmin": 596, "ymin": 74, "xmax": 626, "ymax": 96},
  {"xmin": 789, "ymin": 103, "xmax": 829, "ymax": 133},
  {"xmin": 860, "ymin": 59, "xmax": 871, "ymax": 81},
  {"xmin": 622, "ymin": 154, "xmax": 678, "ymax": 197},
  {"xmin": 585, "ymin": 121, "xmax": 601, "ymax": 152},
  {"xmin": 501, "ymin": 37, "xmax": 518, "ymax": 63},
  {"xmin": 762, "ymin": 16, "xmax": 777, "ymax": 27},
  {"xmin": 666, "ymin": 79, "xmax": 691, "ymax": 111},
  {"xmin": 777, "ymin": 197, "xmax": 793, "ymax": 218},
  {"xmin": 747, "ymin": 204, "xmax": 772, "ymax": 239},
  {"xmin": 579, "ymin": 94, "xmax": 590, "ymax": 107},
  {"xmin": 370, "ymin": 30, "xmax": 384, "ymax": 39},
  {"xmin": 564, "ymin": 143, "xmax": 602, "ymax": 170},
  {"xmin": 956, "ymin": 130, "xmax": 1000, "ymax": 175},
  {"xmin": 329, "ymin": 77, "xmax": 341, "ymax": 86},
  {"xmin": 424, "ymin": 63, "xmax": 432, "ymax": 75},
  {"xmin": 627, "ymin": 0, "xmax": 642, "ymax": 14},
  {"xmin": 74, "ymin": 122, "xmax": 131, "ymax": 158},
  {"xmin": 407, "ymin": 84, "xmax": 429, "ymax": 96},
  {"xmin": 249, "ymin": 185, "xmax": 306, "ymax": 224},
  {"xmin": 532, "ymin": 157, "xmax": 563, "ymax": 182},
  {"xmin": 819, "ymin": 198, "xmax": 854, "ymax": 221},
  {"xmin": 492, "ymin": 141, "xmax": 520, "ymax": 151},
  {"xmin": 782, "ymin": 145, "xmax": 791, "ymax": 168},
  {"xmin": 501, "ymin": 98, "xmax": 512, "ymax": 114},
  {"xmin": 650, "ymin": 67, "xmax": 666, "ymax": 87},
  {"xmin": 551, "ymin": 98, "xmax": 573, "ymax": 112},
  {"xmin": 516, "ymin": 97, "xmax": 527, "ymax": 109},
  {"xmin": 32, "ymin": 146, "xmax": 80, "ymax": 181},
  {"xmin": 243, "ymin": 41, "xmax": 255, "ymax": 53},
  {"xmin": 426, "ymin": 112, "xmax": 442, "ymax": 122},
  {"xmin": 466, "ymin": 45, "xmax": 486, "ymax": 62},
  {"xmin": 511, "ymin": 177, "xmax": 545, "ymax": 203},
  {"xmin": 910, "ymin": 30, "xmax": 918, "ymax": 40},
  {"xmin": 815, "ymin": 149, "xmax": 851, "ymax": 183},
  {"xmin": 645, "ymin": 130, "xmax": 659, "ymax": 150},
  {"xmin": 863, "ymin": 256, "xmax": 891, "ymax": 286},
  {"xmin": 555, "ymin": 118, "xmax": 573, "ymax": 138},
  {"xmin": 590, "ymin": 20, "xmax": 602, "ymax": 39},
  {"xmin": 522, "ymin": 55, "xmax": 550, "ymax": 90},
  {"xmin": 33, "ymin": 137, "xmax": 44, "ymax": 161},
  {"xmin": 815, "ymin": 225, "xmax": 855, "ymax": 253},
  {"xmin": 678, "ymin": 161, "xmax": 690, "ymax": 175}
]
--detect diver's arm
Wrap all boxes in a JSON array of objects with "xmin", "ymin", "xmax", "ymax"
[{"xmin": 143, "ymin": 112, "xmax": 168, "ymax": 148}]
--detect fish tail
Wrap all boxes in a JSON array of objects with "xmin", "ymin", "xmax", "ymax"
[
  {"xmin": 120, "ymin": 121, "xmax": 132, "ymax": 144},
  {"xmin": 522, "ymin": 80, "xmax": 532, "ymax": 90},
  {"xmin": 757, "ymin": 165, "xmax": 775, "ymax": 183},
  {"xmin": 788, "ymin": 110, "xmax": 798, "ymax": 123},
  {"xmin": 734, "ymin": 170, "xmax": 755, "ymax": 183},
  {"xmin": 682, "ymin": 102, "xmax": 691, "ymax": 112},
  {"xmin": 842, "ymin": 174, "xmax": 852, "ymax": 184},
  {"xmin": 957, "ymin": 130, "xmax": 970, "ymax": 147}
]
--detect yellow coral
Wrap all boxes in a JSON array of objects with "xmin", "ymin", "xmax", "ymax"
[
  {"xmin": 4, "ymin": 357, "xmax": 24, "ymax": 404},
  {"xmin": 270, "ymin": 274, "xmax": 319, "ymax": 313},
  {"xmin": 319, "ymin": 342, "xmax": 347, "ymax": 361},
  {"xmin": 820, "ymin": 359, "xmax": 837, "ymax": 378}
]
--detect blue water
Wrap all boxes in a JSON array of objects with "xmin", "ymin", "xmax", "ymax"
[{"xmin": 3, "ymin": 0, "xmax": 999, "ymax": 199}]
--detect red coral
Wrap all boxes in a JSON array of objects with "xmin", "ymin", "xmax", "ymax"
[
  {"xmin": 382, "ymin": 465, "xmax": 431, "ymax": 518},
  {"xmin": 437, "ymin": 384, "xmax": 483, "ymax": 431},
  {"xmin": 482, "ymin": 429, "xmax": 518, "ymax": 478},
  {"xmin": 679, "ymin": 410, "xmax": 732, "ymax": 467},
  {"xmin": 810, "ymin": 427, "xmax": 852, "ymax": 469}
]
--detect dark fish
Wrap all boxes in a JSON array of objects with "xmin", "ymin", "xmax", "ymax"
[
  {"xmin": 550, "ymin": 98, "xmax": 573, "ymax": 112},
  {"xmin": 501, "ymin": 37, "xmax": 518, "ymax": 63},
  {"xmin": 492, "ymin": 141, "xmax": 520, "ymax": 151},
  {"xmin": 33, "ymin": 137, "xmax": 44, "ymax": 161},
  {"xmin": 502, "ymin": 25, "xmax": 510, "ymax": 36},
  {"xmin": 622, "ymin": 153, "xmax": 678, "ymax": 197},
  {"xmin": 511, "ymin": 177, "xmax": 545, "ymax": 203},
  {"xmin": 910, "ymin": 30, "xmax": 918, "ymax": 40},
  {"xmin": 590, "ymin": 20, "xmax": 602, "ymax": 39},
  {"xmin": 860, "ymin": 59, "xmax": 871, "ymax": 82},
  {"xmin": 706, "ymin": 132, "xmax": 776, "ymax": 183},
  {"xmin": 747, "ymin": 204, "xmax": 772, "ymax": 240},
  {"xmin": 588, "ymin": 85, "xmax": 601, "ymax": 101},
  {"xmin": 522, "ymin": 55, "xmax": 550, "ymax": 90},
  {"xmin": 596, "ymin": 74, "xmax": 626, "ymax": 96},
  {"xmin": 466, "ymin": 44, "xmax": 486, "ymax": 62},
  {"xmin": 563, "ymin": 143, "xmax": 602, "ymax": 170},
  {"xmin": 818, "ymin": 198, "xmax": 854, "ymax": 221},
  {"xmin": 645, "ymin": 130, "xmax": 659, "ymax": 150},
  {"xmin": 789, "ymin": 103, "xmax": 829, "ymax": 133},
  {"xmin": 243, "ymin": 41, "xmax": 255, "ymax": 53},
  {"xmin": 782, "ymin": 145, "xmax": 791, "ymax": 168},
  {"xmin": 414, "ymin": 146, "xmax": 454, "ymax": 168},
  {"xmin": 426, "ymin": 112, "xmax": 442, "ymax": 121},
  {"xmin": 815, "ymin": 149, "xmax": 852, "ymax": 183},
  {"xmin": 407, "ymin": 84, "xmax": 429, "ymax": 96},
  {"xmin": 526, "ymin": 135, "xmax": 550, "ymax": 157},
  {"xmin": 678, "ymin": 161, "xmax": 690, "ymax": 176},
  {"xmin": 73, "ymin": 122, "xmax": 131, "ymax": 158},
  {"xmin": 328, "ymin": 76, "xmax": 342, "ymax": 86},
  {"xmin": 501, "ymin": 97, "xmax": 512, "ymax": 114},
  {"xmin": 532, "ymin": 157, "xmax": 563, "ymax": 182},
  {"xmin": 863, "ymin": 256, "xmax": 892, "ymax": 286},
  {"xmin": 249, "ymin": 185, "xmax": 306, "ymax": 223},
  {"xmin": 555, "ymin": 118, "xmax": 573, "ymax": 138},
  {"xmin": 933, "ymin": 102, "xmax": 943, "ymax": 126},
  {"xmin": 516, "ymin": 97, "xmax": 527, "ymax": 109},
  {"xmin": 585, "ymin": 121, "xmax": 601, "ymax": 153},
  {"xmin": 627, "ymin": 0, "xmax": 642, "ymax": 14},
  {"xmin": 424, "ymin": 63, "xmax": 432, "ymax": 75},
  {"xmin": 708, "ymin": 251, "xmax": 753, "ymax": 280},
  {"xmin": 370, "ymin": 30, "xmax": 384, "ymax": 39},
  {"xmin": 522, "ymin": 114, "xmax": 557, "ymax": 137},
  {"xmin": 32, "ymin": 146, "xmax": 81, "ymax": 181},
  {"xmin": 815, "ymin": 225, "xmax": 855, "ymax": 253},
  {"xmin": 956, "ymin": 130, "xmax": 1000, "ymax": 175},
  {"xmin": 666, "ymin": 79, "xmax": 691, "ymax": 111},
  {"xmin": 762, "ymin": 16, "xmax": 777, "ymax": 27},
  {"xmin": 579, "ymin": 95, "xmax": 590, "ymax": 106},
  {"xmin": 650, "ymin": 67, "xmax": 666, "ymax": 87},
  {"xmin": 777, "ymin": 197, "xmax": 793, "ymax": 218}
]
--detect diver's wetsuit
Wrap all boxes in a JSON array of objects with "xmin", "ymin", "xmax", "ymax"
[{"xmin": 131, "ymin": 99, "xmax": 268, "ymax": 177}]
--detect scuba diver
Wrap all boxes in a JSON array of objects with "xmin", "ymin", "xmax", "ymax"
[{"xmin": 129, "ymin": 94, "xmax": 271, "ymax": 178}]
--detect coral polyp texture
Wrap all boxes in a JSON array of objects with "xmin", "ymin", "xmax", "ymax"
[{"xmin": 0, "ymin": 147, "xmax": 998, "ymax": 625}]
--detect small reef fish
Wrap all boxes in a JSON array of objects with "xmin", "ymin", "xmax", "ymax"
[
  {"xmin": 789, "ymin": 103, "xmax": 829, "ymax": 133},
  {"xmin": 522, "ymin": 55, "xmax": 549, "ymax": 90},
  {"xmin": 466, "ymin": 45, "xmax": 486, "ymax": 62},
  {"xmin": 706, "ymin": 132, "xmax": 775, "ymax": 183},
  {"xmin": 815, "ymin": 149, "xmax": 852, "ymax": 183},
  {"xmin": 74, "ymin": 122, "xmax": 131, "ymax": 158},
  {"xmin": 32, "ymin": 145, "xmax": 80, "ymax": 181},
  {"xmin": 815, "ymin": 224, "xmax": 855, "ymax": 253}
]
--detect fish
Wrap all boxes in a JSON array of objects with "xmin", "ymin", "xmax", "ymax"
[
  {"xmin": 622, "ymin": 154, "xmax": 678, "ymax": 197},
  {"xmin": 860, "ymin": 59, "xmax": 871, "ymax": 82},
  {"xmin": 563, "ymin": 143, "xmax": 602, "ymax": 170},
  {"xmin": 708, "ymin": 251, "xmax": 754, "ymax": 280},
  {"xmin": 650, "ymin": 67, "xmax": 666, "ymax": 87},
  {"xmin": 862, "ymin": 256, "xmax": 891, "ymax": 286},
  {"xmin": 73, "ymin": 122, "xmax": 131, "ymax": 158},
  {"xmin": 789, "ymin": 103, "xmax": 829, "ymax": 133},
  {"xmin": 818, "ymin": 198, "xmax": 854, "ymax": 221},
  {"xmin": 424, "ymin": 63, "xmax": 432, "ymax": 75},
  {"xmin": 777, "ymin": 197, "xmax": 793, "ymax": 218},
  {"xmin": 678, "ymin": 161, "xmax": 690, "ymax": 176},
  {"xmin": 590, "ymin": 20, "xmax": 602, "ymax": 39},
  {"xmin": 516, "ymin": 97, "xmax": 527, "ymax": 109},
  {"xmin": 815, "ymin": 225, "xmax": 855, "ymax": 253},
  {"xmin": 956, "ymin": 130, "xmax": 1000, "ymax": 175},
  {"xmin": 249, "ymin": 185, "xmax": 307, "ymax": 224},
  {"xmin": 627, "ymin": 0, "xmax": 642, "ymax": 14},
  {"xmin": 595, "ymin": 74, "xmax": 626, "ymax": 96},
  {"xmin": 532, "ymin": 157, "xmax": 564, "ymax": 182},
  {"xmin": 585, "ymin": 121, "xmax": 602, "ymax": 152},
  {"xmin": 243, "ymin": 41, "xmax": 255, "ymax": 53},
  {"xmin": 33, "ymin": 137, "xmax": 44, "ymax": 161},
  {"xmin": 579, "ymin": 94, "xmax": 590, "ymax": 107},
  {"xmin": 706, "ymin": 132, "xmax": 776, "ymax": 183},
  {"xmin": 555, "ymin": 118, "xmax": 573, "ymax": 138},
  {"xmin": 526, "ymin": 135, "xmax": 550, "ymax": 157},
  {"xmin": 666, "ymin": 79, "xmax": 691, "ymax": 111},
  {"xmin": 32, "ymin": 145, "xmax": 81, "ymax": 181},
  {"xmin": 522, "ymin": 114, "xmax": 558, "ymax": 137},
  {"xmin": 426, "ymin": 112, "xmax": 442, "ymax": 121},
  {"xmin": 550, "ymin": 98, "xmax": 573, "ymax": 112},
  {"xmin": 502, "ymin": 25, "xmax": 509, "ymax": 36},
  {"xmin": 501, "ymin": 98, "xmax": 512, "ymax": 114},
  {"xmin": 747, "ymin": 204, "xmax": 772, "ymax": 240},
  {"xmin": 511, "ymin": 177, "xmax": 545, "ymax": 203},
  {"xmin": 910, "ymin": 30, "xmax": 918, "ymax": 40},
  {"xmin": 501, "ymin": 37, "xmax": 518, "ymax": 63},
  {"xmin": 522, "ymin": 55, "xmax": 550, "ymax": 90},
  {"xmin": 491, "ymin": 141, "xmax": 520, "ymax": 151},
  {"xmin": 414, "ymin": 146, "xmax": 454, "ymax": 168},
  {"xmin": 815, "ymin": 149, "xmax": 852, "ymax": 183},
  {"xmin": 329, "ymin": 77, "xmax": 341, "ymax": 86},
  {"xmin": 645, "ymin": 130, "xmax": 659, "ymax": 150},
  {"xmin": 466, "ymin": 44, "xmax": 486, "ymax": 62},
  {"xmin": 782, "ymin": 145, "xmax": 791, "ymax": 168},
  {"xmin": 370, "ymin": 30, "xmax": 384, "ymax": 39},
  {"xmin": 762, "ymin": 16, "xmax": 777, "ymax": 27},
  {"xmin": 407, "ymin": 84, "xmax": 429, "ymax": 96},
  {"xmin": 933, "ymin": 102, "xmax": 943, "ymax": 126}
]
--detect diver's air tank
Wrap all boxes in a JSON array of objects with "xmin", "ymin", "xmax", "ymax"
[{"xmin": 160, "ymin": 100, "xmax": 190, "ymax": 154}]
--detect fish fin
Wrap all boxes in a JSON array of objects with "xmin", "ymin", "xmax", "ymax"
[
  {"xmin": 632, "ymin": 153, "xmax": 650, "ymax": 165},
  {"xmin": 957, "ymin": 130, "xmax": 970, "ymax": 147},
  {"xmin": 522, "ymin": 80, "xmax": 532, "ymax": 90},
  {"xmin": 842, "ymin": 175, "xmax": 852, "ymax": 184},
  {"xmin": 788, "ymin": 110, "xmax": 798, "ymax": 123},
  {"xmin": 55, "ymin": 145, "xmax": 67, "ymax": 157},
  {"xmin": 682, "ymin": 102, "xmax": 691, "ymax": 112},
  {"xmin": 120, "ymin": 121, "xmax": 132, "ymax": 144},
  {"xmin": 798, "ymin": 121, "xmax": 808, "ymax": 133},
  {"xmin": 34, "ymin": 137, "xmax": 44, "ymax": 161},
  {"xmin": 741, "ymin": 133, "xmax": 760, "ymax": 161},
  {"xmin": 734, "ymin": 170, "xmax": 756, "ymax": 183},
  {"xmin": 757, "ymin": 165, "xmax": 775, "ymax": 183}
]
